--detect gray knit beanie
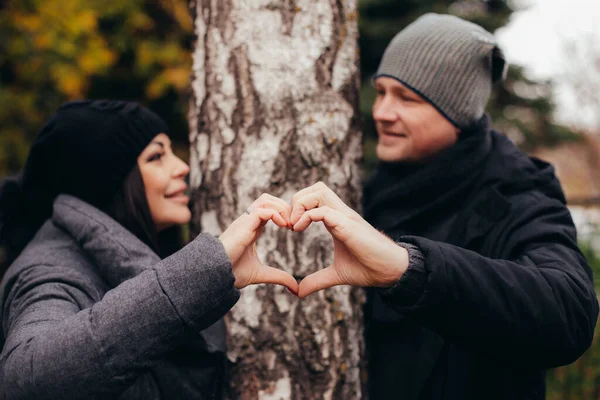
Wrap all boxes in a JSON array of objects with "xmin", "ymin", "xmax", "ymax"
[{"xmin": 374, "ymin": 13, "xmax": 507, "ymax": 128}]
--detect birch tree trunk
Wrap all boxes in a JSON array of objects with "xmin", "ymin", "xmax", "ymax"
[{"xmin": 188, "ymin": 1, "xmax": 364, "ymax": 398}]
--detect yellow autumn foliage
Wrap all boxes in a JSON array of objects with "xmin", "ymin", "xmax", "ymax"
[{"xmin": 0, "ymin": 0, "xmax": 194, "ymax": 176}]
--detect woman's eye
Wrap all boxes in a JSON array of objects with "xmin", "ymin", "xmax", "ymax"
[{"xmin": 148, "ymin": 153, "xmax": 165, "ymax": 162}]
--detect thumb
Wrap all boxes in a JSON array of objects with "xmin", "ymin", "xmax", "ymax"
[
  {"xmin": 297, "ymin": 266, "xmax": 341, "ymax": 298},
  {"xmin": 253, "ymin": 265, "xmax": 299, "ymax": 294}
]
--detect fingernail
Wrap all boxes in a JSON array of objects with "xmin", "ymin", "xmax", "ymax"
[{"xmin": 287, "ymin": 288, "xmax": 298, "ymax": 296}]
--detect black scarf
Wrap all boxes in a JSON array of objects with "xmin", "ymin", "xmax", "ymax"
[{"xmin": 363, "ymin": 115, "xmax": 493, "ymax": 238}]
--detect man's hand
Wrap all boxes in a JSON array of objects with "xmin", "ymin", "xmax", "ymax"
[{"xmin": 291, "ymin": 182, "xmax": 409, "ymax": 298}]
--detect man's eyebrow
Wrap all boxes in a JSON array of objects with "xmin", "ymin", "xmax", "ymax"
[{"xmin": 393, "ymin": 85, "xmax": 420, "ymax": 98}]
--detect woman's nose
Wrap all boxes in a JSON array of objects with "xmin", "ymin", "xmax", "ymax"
[{"xmin": 172, "ymin": 156, "xmax": 190, "ymax": 178}]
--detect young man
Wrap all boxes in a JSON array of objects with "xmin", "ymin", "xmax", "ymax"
[{"xmin": 291, "ymin": 13, "xmax": 598, "ymax": 400}]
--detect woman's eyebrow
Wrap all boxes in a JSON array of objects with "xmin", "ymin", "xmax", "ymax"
[{"xmin": 149, "ymin": 141, "xmax": 165, "ymax": 149}]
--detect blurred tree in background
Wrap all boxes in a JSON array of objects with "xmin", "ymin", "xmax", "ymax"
[{"xmin": 0, "ymin": 0, "xmax": 193, "ymax": 178}]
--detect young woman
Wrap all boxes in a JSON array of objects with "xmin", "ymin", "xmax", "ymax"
[{"xmin": 0, "ymin": 100, "xmax": 297, "ymax": 399}]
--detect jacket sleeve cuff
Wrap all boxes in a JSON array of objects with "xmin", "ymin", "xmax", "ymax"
[
  {"xmin": 379, "ymin": 242, "xmax": 427, "ymax": 306},
  {"xmin": 153, "ymin": 233, "xmax": 240, "ymax": 332}
]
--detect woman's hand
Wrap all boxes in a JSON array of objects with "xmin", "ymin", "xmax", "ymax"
[
  {"xmin": 219, "ymin": 194, "xmax": 298, "ymax": 293},
  {"xmin": 290, "ymin": 182, "xmax": 409, "ymax": 298}
]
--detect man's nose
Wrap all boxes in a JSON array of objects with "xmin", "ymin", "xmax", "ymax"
[{"xmin": 373, "ymin": 96, "xmax": 398, "ymax": 122}]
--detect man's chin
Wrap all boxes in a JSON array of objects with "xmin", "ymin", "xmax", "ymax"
[{"xmin": 376, "ymin": 145, "xmax": 408, "ymax": 163}]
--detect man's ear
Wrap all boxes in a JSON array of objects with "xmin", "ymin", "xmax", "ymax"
[{"xmin": 491, "ymin": 46, "xmax": 508, "ymax": 84}]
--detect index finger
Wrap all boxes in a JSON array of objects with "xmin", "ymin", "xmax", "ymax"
[{"xmin": 252, "ymin": 193, "xmax": 293, "ymax": 226}]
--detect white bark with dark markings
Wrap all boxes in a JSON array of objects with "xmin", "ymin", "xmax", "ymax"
[{"xmin": 188, "ymin": 0, "xmax": 364, "ymax": 398}]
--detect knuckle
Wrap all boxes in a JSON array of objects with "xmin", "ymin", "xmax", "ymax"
[
  {"xmin": 317, "ymin": 192, "xmax": 327, "ymax": 206},
  {"xmin": 291, "ymin": 191, "xmax": 303, "ymax": 204}
]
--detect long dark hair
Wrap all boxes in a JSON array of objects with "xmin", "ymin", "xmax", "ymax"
[
  {"xmin": 107, "ymin": 164, "xmax": 184, "ymax": 259},
  {"xmin": 0, "ymin": 176, "xmax": 45, "ymax": 276}
]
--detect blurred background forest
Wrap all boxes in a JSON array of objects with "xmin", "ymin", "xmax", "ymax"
[{"xmin": 1, "ymin": 0, "xmax": 599, "ymax": 398}]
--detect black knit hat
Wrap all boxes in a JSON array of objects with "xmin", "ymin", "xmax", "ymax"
[
  {"xmin": 0, "ymin": 99, "xmax": 168, "ymax": 262},
  {"xmin": 23, "ymin": 99, "xmax": 168, "ymax": 208}
]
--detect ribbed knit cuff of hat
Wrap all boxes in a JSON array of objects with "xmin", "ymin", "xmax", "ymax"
[{"xmin": 379, "ymin": 242, "xmax": 427, "ymax": 306}]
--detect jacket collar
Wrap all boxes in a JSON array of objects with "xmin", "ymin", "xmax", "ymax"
[
  {"xmin": 51, "ymin": 195, "xmax": 228, "ymax": 353},
  {"xmin": 52, "ymin": 194, "xmax": 160, "ymax": 287}
]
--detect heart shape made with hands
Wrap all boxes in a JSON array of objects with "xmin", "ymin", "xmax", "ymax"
[{"xmin": 219, "ymin": 182, "xmax": 409, "ymax": 299}]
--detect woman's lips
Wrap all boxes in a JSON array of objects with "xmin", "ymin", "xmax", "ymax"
[{"xmin": 166, "ymin": 194, "xmax": 189, "ymax": 204}]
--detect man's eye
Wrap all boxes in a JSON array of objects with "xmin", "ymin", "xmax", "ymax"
[{"xmin": 148, "ymin": 153, "xmax": 165, "ymax": 162}]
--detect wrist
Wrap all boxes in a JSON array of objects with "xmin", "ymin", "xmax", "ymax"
[
  {"xmin": 377, "ymin": 244, "xmax": 409, "ymax": 288},
  {"xmin": 380, "ymin": 242, "xmax": 427, "ymax": 306},
  {"xmin": 218, "ymin": 235, "xmax": 237, "ymax": 264}
]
